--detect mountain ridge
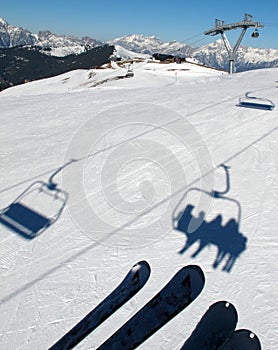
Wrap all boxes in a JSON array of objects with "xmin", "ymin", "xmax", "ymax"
[
  {"xmin": 110, "ymin": 34, "xmax": 278, "ymax": 72},
  {"xmin": 0, "ymin": 17, "xmax": 103, "ymax": 56},
  {"xmin": 0, "ymin": 44, "xmax": 114, "ymax": 90},
  {"xmin": 1, "ymin": 16, "xmax": 278, "ymax": 71}
]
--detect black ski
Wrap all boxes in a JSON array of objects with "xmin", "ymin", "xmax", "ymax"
[
  {"xmin": 221, "ymin": 329, "xmax": 261, "ymax": 350},
  {"xmin": 49, "ymin": 260, "xmax": 151, "ymax": 350},
  {"xmin": 180, "ymin": 301, "xmax": 238, "ymax": 350},
  {"xmin": 97, "ymin": 265, "xmax": 205, "ymax": 350}
]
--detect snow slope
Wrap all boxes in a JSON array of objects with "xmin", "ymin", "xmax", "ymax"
[
  {"xmin": 1, "ymin": 60, "xmax": 224, "ymax": 96},
  {"xmin": 0, "ymin": 64, "xmax": 277, "ymax": 349},
  {"xmin": 112, "ymin": 45, "xmax": 151, "ymax": 60}
]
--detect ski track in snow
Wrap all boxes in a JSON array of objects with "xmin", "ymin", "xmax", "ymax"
[{"xmin": 0, "ymin": 62, "xmax": 278, "ymax": 349}]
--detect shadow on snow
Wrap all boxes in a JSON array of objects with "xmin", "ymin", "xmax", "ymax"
[
  {"xmin": 0, "ymin": 161, "xmax": 74, "ymax": 240},
  {"xmin": 173, "ymin": 165, "xmax": 247, "ymax": 272}
]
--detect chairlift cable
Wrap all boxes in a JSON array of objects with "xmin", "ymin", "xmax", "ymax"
[
  {"xmin": 188, "ymin": 36, "xmax": 212, "ymax": 47},
  {"xmin": 179, "ymin": 32, "xmax": 204, "ymax": 44}
]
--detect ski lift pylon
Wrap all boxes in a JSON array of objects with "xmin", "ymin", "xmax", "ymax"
[{"xmin": 238, "ymin": 92, "xmax": 275, "ymax": 111}]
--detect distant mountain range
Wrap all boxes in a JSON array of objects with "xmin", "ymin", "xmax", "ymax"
[
  {"xmin": 109, "ymin": 34, "xmax": 192, "ymax": 56},
  {"xmin": 0, "ymin": 17, "xmax": 103, "ymax": 56},
  {"xmin": 109, "ymin": 34, "xmax": 278, "ymax": 72},
  {"xmin": 1, "ymin": 16, "xmax": 278, "ymax": 87}
]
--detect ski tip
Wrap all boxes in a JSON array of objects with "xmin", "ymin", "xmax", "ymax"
[
  {"xmin": 213, "ymin": 300, "xmax": 236, "ymax": 310},
  {"xmin": 130, "ymin": 260, "xmax": 151, "ymax": 283},
  {"xmin": 209, "ymin": 300, "xmax": 238, "ymax": 322},
  {"xmin": 177, "ymin": 265, "xmax": 205, "ymax": 300},
  {"xmin": 219, "ymin": 300, "xmax": 236, "ymax": 310},
  {"xmin": 233, "ymin": 329, "xmax": 262, "ymax": 350},
  {"xmin": 132, "ymin": 260, "xmax": 151, "ymax": 273},
  {"xmin": 183, "ymin": 265, "xmax": 205, "ymax": 284}
]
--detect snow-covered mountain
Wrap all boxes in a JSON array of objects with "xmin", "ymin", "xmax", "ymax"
[
  {"xmin": 109, "ymin": 34, "xmax": 278, "ymax": 72},
  {"xmin": 193, "ymin": 39, "xmax": 278, "ymax": 72},
  {"xmin": 0, "ymin": 17, "xmax": 35, "ymax": 47},
  {"xmin": 109, "ymin": 34, "xmax": 191, "ymax": 56},
  {"xmin": 0, "ymin": 17, "xmax": 103, "ymax": 56},
  {"xmin": 0, "ymin": 44, "xmax": 115, "ymax": 90},
  {"xmin": 1, "ymin": 16, "xmax": 278, "ymax": 70},
  {"xmin": 111, "ymin": 44, "xmax": 151, "ymax": 60}
]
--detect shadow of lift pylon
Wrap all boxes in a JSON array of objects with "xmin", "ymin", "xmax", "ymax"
[{"xmin": 0, "ymin": 160, "xmax": 74, "ymax": 240}]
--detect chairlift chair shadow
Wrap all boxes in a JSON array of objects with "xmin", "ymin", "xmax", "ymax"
[
  {"xmin": 0, "ymin": 180, "xmax": 68, "ymax": 239},
  {"xmin": 172, "ymin": 187, "xmax": 243, "ymax": 272},
  {"xmin": 172, "ymin": 186, "xmax": 242, "ymax": 233},
  {"xmin": 172, "ymin": 165, "xmax": 246, "ymax": 272},
  {"xmin": 173, "ymin": 164, "xmax": 242, "ymax": 231}
]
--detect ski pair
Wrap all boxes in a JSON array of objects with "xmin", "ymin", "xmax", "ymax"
[
  {"xmin": 180, "ymin": 300, "xmax": 261, "ymax": 350},
  {"xmin": 49, "ymin": 262, "xmax": 205, "ymax": 349}
]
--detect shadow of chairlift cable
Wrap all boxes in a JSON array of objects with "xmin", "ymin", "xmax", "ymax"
[
  {"xmin": 173, "ymin": 165, "xmax": 247, "ymax": 272},
  {"xmin": 237, "ymin": 91, "xmax": 275, "ymax": 111},
  {"xmin": 0, "ymin": 161, "xmax": 74, "ymax": 240}
]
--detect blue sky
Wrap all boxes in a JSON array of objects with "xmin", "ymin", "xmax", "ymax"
[{"xmin": 1, "ymin": 0, "xmax": 278, "ymax": 49}]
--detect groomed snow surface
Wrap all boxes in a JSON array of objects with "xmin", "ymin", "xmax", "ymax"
[{"xmin": 0, "ymin": 61, "xmax": 277, "ymax": 349}]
